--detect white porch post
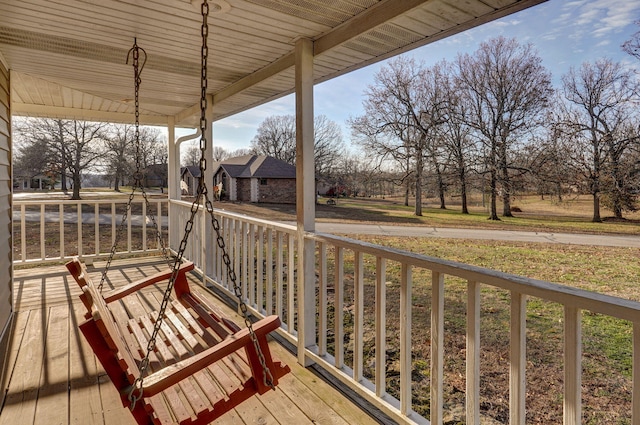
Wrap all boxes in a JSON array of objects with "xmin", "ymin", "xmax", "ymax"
[
  {"xmin": 167, "ymin": 116, "xmax": 178, "ymax": 252},
  {"xmin": 167, "ymin": 116, "xmax": 178, "ymax": 201},
  {"xmin": 203, "ymin": 95, "xmax": 214, "ymax": 282},
  {"xmin": 204, "ymin": 95, "xmax": 214, "ymax": 196},
  {"xmin": 295, "ymin": 37, "xmax": 316, "ymax": 366}
]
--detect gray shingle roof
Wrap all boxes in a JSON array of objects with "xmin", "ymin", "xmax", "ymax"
[
  {"xmin": 181, "ymin": 165, "xmax": 201, "ymax": 178},
  {"xmin": 213, "ymin": 155, "xmax": 296, "ymax": 179}
]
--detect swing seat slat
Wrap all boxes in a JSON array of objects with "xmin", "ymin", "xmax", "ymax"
[{"xmin": 66, "ymin": 257, "xmax": 289, "ymax": 425}]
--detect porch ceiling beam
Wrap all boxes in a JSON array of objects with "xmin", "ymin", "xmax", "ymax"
[
  {"xmin": 172, "ymin": 54, "xmax": 295, "ymax": 124},
  {"xmin": 314, "ymin": 0, "xmax": 547, "ymax": 72},
  {"xmin": 174, "ymin": 102, "xmax": 201, "ymax": 126},
  {"xmin": 207, "ymin": 0, "xmax": 420, "ymax": 108},
  {"xmin": 213, "ymin": 53, "xmax": 295, "ymax": 106},
  {"xmin": 11, "ymin": 103, "xmax": 169, "ymax": 125},
  {"xmin": 313, "ymin": 0, "xmax": 429, "ymax": 56},
  {"xmin": 174, "ymin": 94, "xmax": 214, "ymax": 126}
]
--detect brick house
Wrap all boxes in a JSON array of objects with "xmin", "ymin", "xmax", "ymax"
[{"xmin": 212, "ymin": 155, "xmax": 296, "ymax": 203}]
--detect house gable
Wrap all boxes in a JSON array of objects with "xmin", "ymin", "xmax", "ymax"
[{"xmin": 212, "ymin": 155, "xmax": 296, "ymax": 203}]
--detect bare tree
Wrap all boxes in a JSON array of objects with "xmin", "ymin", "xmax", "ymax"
[
  {"xmin": 559, "ymin": 59, "xmax": 639, "ymax": 221},
  {"xmin": 228, "ymin": 147, "xmax": 251, "ymax": 157},
  {"xmin": 335, "ymin": 152, "xmax": 364, "ymax": 197},
  {"xmin": 182, "ymin": 142, "xmax": 230, "ymax": 167},
  {"xmin": 64, "ymin": 120, "xmax": 108, "ymax": 199},
  {"xmin": 350, "ymin": 56, "xmax": 448, "ymax": 216},
  {"xmin": 137, "ymin": 127, "xmax": 168, "ymax": 191},
  {"xmin": 14, "ymin": 118, "xmax": 106, "ymax": 198},
  {"xmin": 313, "ymin": 115, "xmax": 345, "ymax": 178},
  {"xmin": 622, "ymin": 20, "xmax": 640, "ymax": 62},
  {"xmin": 350, "ymin": 113, "xmax": 415, "ymax": 206},
  {"xmin": 250, "ymin": 114, "xmax": 345, "ymax": 178},
  {"xmin": 103, "ymin": 124, "xmax": 134, "ymax": 191},
  {"xmin": 438, "ymin": 62, "xmax": 477, "ymax": 214},
  {"xmin": 182, "ymin": 143, "xmax": 201, "ymax": 167},
  {"xmin": 14, "ymin": 118, "xmax": 72, "ymax": 191},
  {"xmin": 526, "ymin": 111, "xmax": 577, "ymax": 202},
  {"xmin": 418, "ymin": 61, "xmax": 450, "ymax": 210},
  {"xmin": 136, "ymin": 127, "xmax": 164, "ymax": 168},
  {"xmin": 601, "ymin": 120, "xmax": 640, "ymax": 217},
  {"xmin": 456, "ymin": 36, "xmax": 552, "ymax": 220},
  {"xmin": 13, "ymin": 119, "xmax": 58, "ymax": 188},
  {"xmin": 250, "ymin": 115, "xmax": 296, "ymax": 164}
]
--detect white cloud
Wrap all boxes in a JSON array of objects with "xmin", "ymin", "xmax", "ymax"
[{"xmin": 568, "ymin": 0, "xmax": 640, "ymax": 39}]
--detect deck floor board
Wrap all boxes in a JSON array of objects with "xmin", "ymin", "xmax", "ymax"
[{"xmin": 4, "ymin": 257, "xmax": 380, "ymax": 425}]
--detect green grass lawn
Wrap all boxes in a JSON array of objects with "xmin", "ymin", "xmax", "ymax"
[
  {"xmin": 345, "ymin": 235, "xmax": 638, "ymax": 424},
  {"xmin": 323, "ymin": 194, "xmax": 640, "ymax": 235}
]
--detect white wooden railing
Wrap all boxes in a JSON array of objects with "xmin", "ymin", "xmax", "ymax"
[
  {"xmin": 169, "ymin": 199, "xmax": 640, "ymax": 425},
  {"xmin": 13, "ymin": 198, "xmax": 167, "ymax": 264},
  {"xmin": 15, "ymin": 199, "xmax": 639, "ymax": 424}
]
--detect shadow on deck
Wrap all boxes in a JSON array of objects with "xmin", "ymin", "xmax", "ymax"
[{"xmin": 2, "ymin": 257, "xmax": 381, "ymax": 425}]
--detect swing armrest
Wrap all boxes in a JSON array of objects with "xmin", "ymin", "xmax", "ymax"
[
  {"xmin": 140, "ymin": 315, "xmax": 281, "ymax": 397},
  {"xmin": 103, "ymin": 261, "xmax": 195, "ymax": 303}
]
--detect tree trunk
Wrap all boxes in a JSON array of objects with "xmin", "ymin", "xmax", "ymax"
[
  {"xmin": 613, "ymin": 181, "xmax": 623, "ymax": 219},
  {"xmin": 404, "ymin": 183, "xmax": 409, "ymax": 207},
  {"xmin": 460, "ymin": 169, "xmax": 469, "ymax": 214},
  {"xmin": 592, "ymin": 192, "xmax": 602, "ymax": 222},
  {"xmin": 457, "ymin": 154, "xmax": 469, "ymax": 214},
  {"xmin": 488, "ymin": 142, "xmax": 500, "ymax": 220},
  {"xmin": 71, "ymin": 174, "xmax": 81, "ymax": 200},
  {"xmin": 435, "ymin": 166, "xmax": 446, "ymax": 209},
  {"xmin": 613, "ymin": 202, "xmax": 623, "ymax": 219},
  {"xmin": 502, "ymin": 190, "xmax": 512, "ymax": 217},
  {"xmin": 611, "ymin": 157, "xmax": 624, "ymax": 219},
  {"xmin": 499, "ymin": 149, "xmax": 513, "ymax": 217},
  {"xmin": 57, "ymin": 121, "xmax": 68, "ymax": 193},
  {"xmin": 414, "ymin": 154, "xmax": 423, "ymax": 216},
  {"xmin": 489, "ymin": 168, "xmax": 500, "ymax": 220}
]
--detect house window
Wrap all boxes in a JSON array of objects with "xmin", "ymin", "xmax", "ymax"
[{"xmin": 260, "ymin": 178, "xmax": 268, "ymax": 185}]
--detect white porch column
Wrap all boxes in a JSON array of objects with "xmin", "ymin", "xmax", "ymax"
[
  {"xmin": 167, "ymin": 116, "xmax": 178, "ymax": 201},
  {"xmin": 167, "ymin": 116, "xmax": 179, "ymax": 252},
  {"xmin": 295, "ymin": 37, "xmax": 316, "ymax": 366},
  {"xmin": 204, "ymin": 95, "xmax": 214, "ymax": 196},
  {"xmin": 203, "ymin": 95, "xmax": 214, "ymax": 282}
]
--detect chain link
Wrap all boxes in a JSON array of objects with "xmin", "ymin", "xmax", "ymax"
[
  {"xmin": 99, "ymin": 39, "xmax": 171, "ymax": 294},
  {"xmin": 202, "ymin": 191, "xmax": 275, "ymax": 388},
  {"xmin": 128, "ymin": 1, "xmax": 274, "ymax": 409}
]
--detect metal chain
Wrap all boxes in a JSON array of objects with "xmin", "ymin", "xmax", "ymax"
[
  {"xmin": 193, "ymin": 2, "xmax": 274, "ymax": 390},
  {"xmin": 202, "ymin": 190, "xmax": 275, "ymax": 388},
  {"xmin": 99, "ymin": 39, "xmax": 171, "ymax": 293},
  {"xmin": 129, "ymin": 37, "xmax": 171, "ymax": 267},
  {"xmin": 128, "ymin": 0, "xmax": 273, "ymax": 409}
]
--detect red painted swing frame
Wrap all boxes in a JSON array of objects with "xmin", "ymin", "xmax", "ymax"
[{"xmin": 66, "ymin": 258, "xmax": 289, "ymax": 425}]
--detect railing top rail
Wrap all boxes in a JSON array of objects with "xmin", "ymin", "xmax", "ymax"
[
  {"xmin": 169, "ymin": 199, "xmax": 297, "ymax": 232},
  {"xmin": 169, "ymin": 201, "xmax": 640, "ymax": 322},
  {"xmin": 14, "ymin": 198, "xmax": 166, "ymax": 206},
  {"xmin": 308, "ymin": 231, "xmax": 640, "ymax": 322}
]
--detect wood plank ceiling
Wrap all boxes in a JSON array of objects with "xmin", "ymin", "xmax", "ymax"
[{"xmin": 0, "ymin": 0, "xmax": 546, "ymax": 126}]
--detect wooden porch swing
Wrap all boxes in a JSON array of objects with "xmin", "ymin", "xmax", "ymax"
[{"xmin": 65, "ymin": 2, "xmax": 289, "ymax": 423}]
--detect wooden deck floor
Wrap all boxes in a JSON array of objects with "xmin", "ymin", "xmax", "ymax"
[{"xmin": 2, "ymin": 257, "xmax": 380, "ymax": 425}]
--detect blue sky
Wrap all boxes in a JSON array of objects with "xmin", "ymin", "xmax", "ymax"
[{"xmin": 198, "ymin": 0, "xmax": 640, "ymax": 153}]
